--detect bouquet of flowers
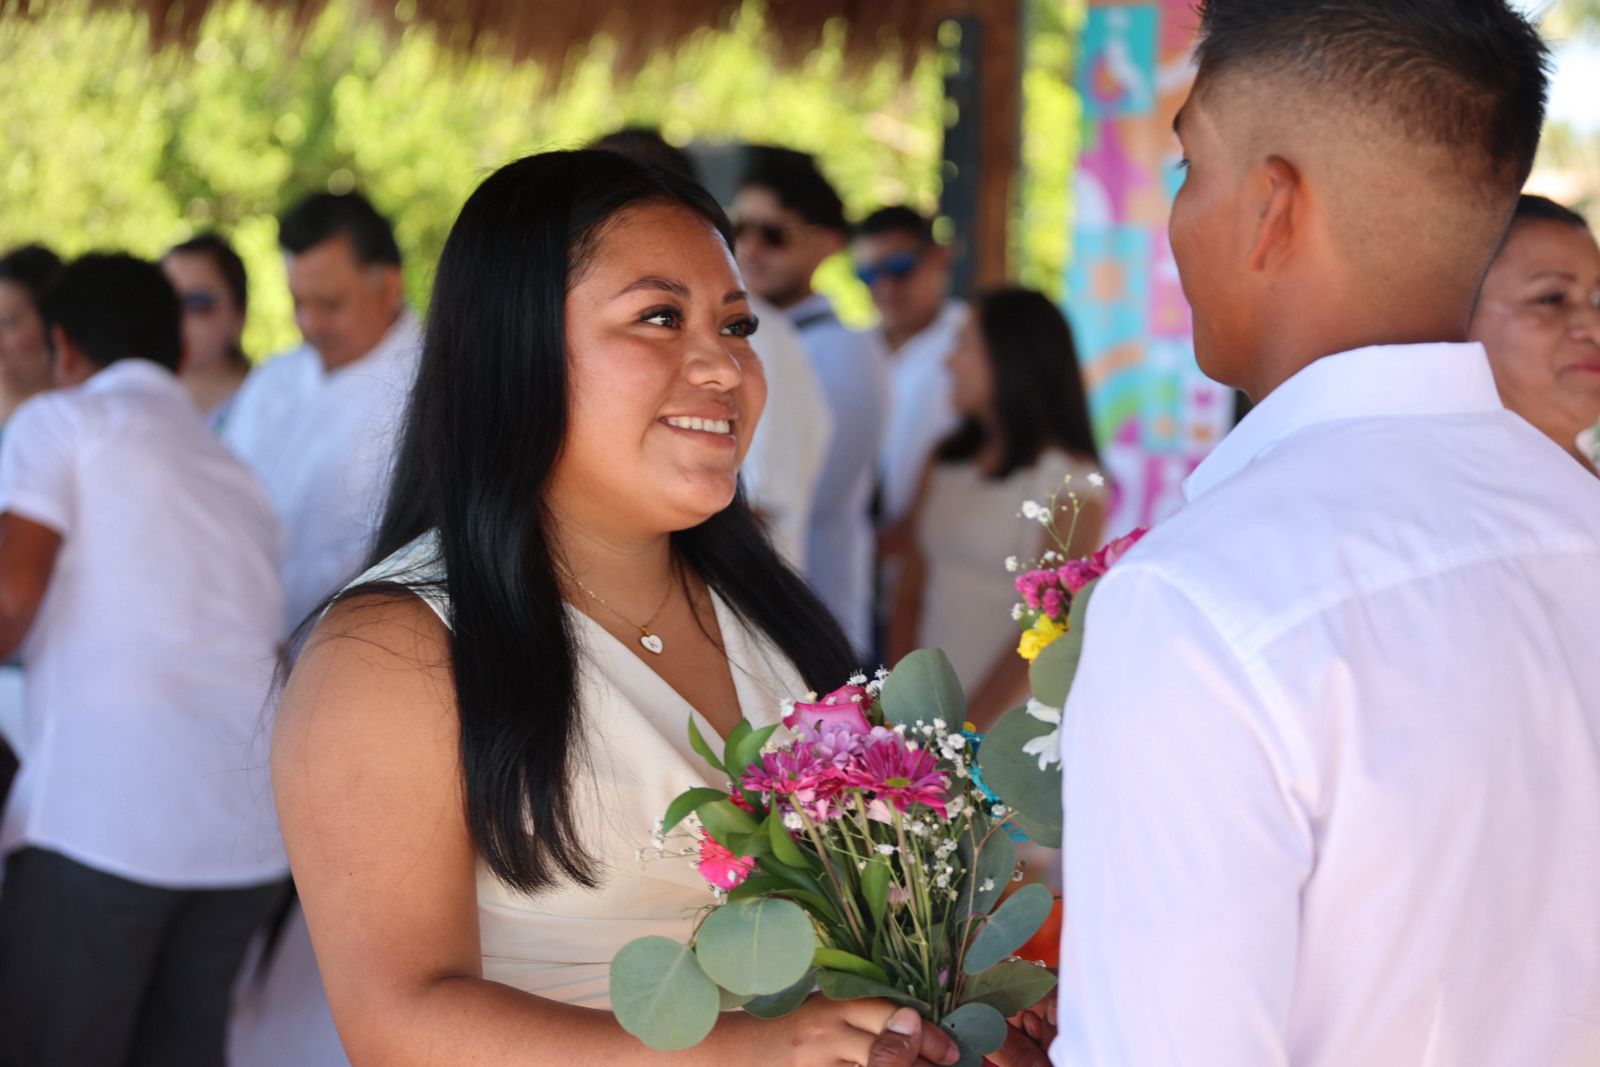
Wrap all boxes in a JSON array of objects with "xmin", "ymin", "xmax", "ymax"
[{"xmin": 609, "ymin": 654, "xmax": 1056, "ymax": 1065}]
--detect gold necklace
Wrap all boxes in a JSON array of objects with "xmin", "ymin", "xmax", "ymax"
[{"xmin": 554, "ymin": 560, "xmax": 675, "ymax": 655}]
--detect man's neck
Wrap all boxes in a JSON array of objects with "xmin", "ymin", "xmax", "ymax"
[
  {"xmin": 884, "ymin": 302, "xmax": 943, "ymax": 354},
  {"xmin": 1244, "ymin": 307, "xmax": 1471, "ymax": 403},
  {"xmin": 317, "ymin": 308, "xmax": 404, "ymax": 373}
]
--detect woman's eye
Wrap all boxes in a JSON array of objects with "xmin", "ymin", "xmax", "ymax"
[
  {"xmin": 722, "ymin": 315, "xmax": 760, "ymax": 338},
  {"xmin": 641, "ymin": 307, "xmax": 682, "ymax": 328},
  {"xmin": 1533, "ymin": 291, "xmax": 1567, "ymax": 308}
]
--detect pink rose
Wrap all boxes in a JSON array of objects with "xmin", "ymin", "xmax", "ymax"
[
  {"xmin": 784, "ymin": 684, "xmax": 873, "ymax": 736},
  {"xmin": 696, "ymin": 832, "xmax": 755, "ymax": 890},
  {"xmin": 1059, "ymin": 527, "xmax": 1150, "ymax": 592}
]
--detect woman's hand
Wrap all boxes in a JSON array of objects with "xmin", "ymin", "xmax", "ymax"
[{"xmin": 754, "ymin": 997, "xmax": 959, "ymax": 1067}]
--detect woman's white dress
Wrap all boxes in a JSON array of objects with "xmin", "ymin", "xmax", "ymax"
[
  {"xmin": 358, "ymin": 531, "xmax": 809, "ymax": 1007},
  {"xmin": 915, "ymin": 450, "xmax": 1100, "ymax": 696}
]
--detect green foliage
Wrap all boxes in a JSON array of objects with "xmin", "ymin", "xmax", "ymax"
[
  {"xmin": 960, "ymin": 959, "xmax": 1057, "ymax": 1017},
  {"xmin": 974, "ymin": 709, "xmax": 1061, "ymax": 847},
  {"xmin": 880, "ymin": 647, "xmax": 968, "ymax": 728},
  {"xmin": 963, "ymin": 883, "xmax": 1054, "ymax": 974},
  {"xmin": 693, "ymin": 897, "xmax": 816, "ymax": 996},
  {"xmin": 939, "ymin": 1001, "xmax": 1009, "ymax": 1062},
  {"xmin": 609, "ymin": 936, "xmax": 721, "ymax": 1050},
  {"xmin": 0, "ymin": 0, "xmax": 1079, "ymax": 360}
]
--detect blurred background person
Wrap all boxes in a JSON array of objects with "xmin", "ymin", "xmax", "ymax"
[
  {"xmin": 854, "ymin": 206, "xmax": 964, "ymax": 535},
  {"xmin": 163, "ymin": 232, "xmax": 252, "ymax": 432},
  {"xmin": 223, "ymin": 190, "xmax": 419, "ymax": 1067},
  {"xmin": 0, "ymin": 244, "xmax": 62, "ymax": 429},
  {"xmin": 222, "ymin": 191, "xmax": 419, "ymax": 637},
  {"xmin": 591, "ymin": 128, "xmax": 833, "ymax": 570},
  {"xmin": 735, "ymin": 148, "xmax": 887, "ymax": 656},
  {"xmin": 1471, "ymin": 194, "xmax": 1600, "ymax": 475},
  {"xmin": 0, "ymin": 253, "xmax": 287, "ymax": 1067},
  {"xmin": 889, "ymin": 288, "xmax": 1103, "ymax": 729}
]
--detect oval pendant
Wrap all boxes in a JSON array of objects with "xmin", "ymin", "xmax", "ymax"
[{"xmin": 640, "ymin": 633, "xmax": 665, "ymax": 655}]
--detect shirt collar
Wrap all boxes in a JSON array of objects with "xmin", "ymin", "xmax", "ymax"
[
  {"xmin": 81, "ymin": 358, "xmax": 180, "ymax": 396},
  {"xmin": 1183, "ymin": 342, "xmax": 1505, "ymax": 503}
]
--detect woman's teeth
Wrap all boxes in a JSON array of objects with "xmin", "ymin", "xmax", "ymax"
[{"xmin": 664, "ymin": 416, "xmax": 733, "ymax": 435}]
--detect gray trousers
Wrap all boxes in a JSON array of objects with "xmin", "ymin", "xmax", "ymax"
[{"xmin": 0, "ymin": 847, "xmax": 290, "ymax": 1067}]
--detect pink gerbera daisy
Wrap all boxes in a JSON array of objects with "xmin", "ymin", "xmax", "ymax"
[{"xmin": 844, "ymin": 738, "xmax": 949, "ymax": 817}]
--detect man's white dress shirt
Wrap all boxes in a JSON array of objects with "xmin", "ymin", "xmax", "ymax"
[
  {"xmin": 0, "ymin": 360, "xmax": 286, "ymax": 888},
  {"xmin": 1054, "ymin": 343, "xmax": 1600, "ymax": 1066},
  {"xmin": 878, "ymin": 300, "xmax": 966, "ymax": 529},
  {"xmin": 742, "ymin": 296, "xmax": 832, "ymax": 571},
  {"xmin": 788, "ymin": 293, "xmax": 888, "ymax": 656},
  {"xmin": 223, "ymin": 311, "xmax": 421, "ymax": 637}
]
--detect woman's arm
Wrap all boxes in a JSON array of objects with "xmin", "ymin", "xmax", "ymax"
[{"xmin": 273, "ymin": 595, "xmax": 953, "ymax": 1067}]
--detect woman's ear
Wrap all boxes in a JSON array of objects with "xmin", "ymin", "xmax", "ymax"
[{"xmin": 1246, "ymin": 155, "xmax": 1302, "ymax": 274}]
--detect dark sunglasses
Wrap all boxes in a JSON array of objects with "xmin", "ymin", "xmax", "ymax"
[
  {"xmin": 733, "ymin": 220, "xmax": 791, "ymax": 250},
  {"xmin": 855, "ymin": 250, "xmax": 923, "ymax": 287},
  {"xmin": 180, "ymin": 291, "xmax": 221, "ymax": 314}
]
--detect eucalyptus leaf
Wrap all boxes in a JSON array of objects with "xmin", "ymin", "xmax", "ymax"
[
  {"xmin": 815, "ymin": 969, "xmax": 930, "ymax": 1013},
  {"xmin": 861, "ymin": 858, "xmax": 890, "ymax": 926},
  {"xmin": 697, "ymin": 798, "xmax": 761, "ymax": 849},
  {"xmin": 960, "ymin": 959, "xmax": 1057, "ymax": 1017},
  {"xmin": 975, "ymin": 706, "xmax": 1062, "ymax": 844},
  {"xmin": 767, "ymin": 809, "xmax": 809, "ymax": 868},
  {"xmin": 880, "ymin": 649, "xmax": 967, "ymax": 729},
  {"xmin": 812, "ymin": 947, "xmax": 890, "ymax": 985},
  {"xmin": 940, "ymin": 1002, "xmax": 1008, "ymax": 1056},
  {"xmin": 687, "ymin": 716, "xmax": 726, "ymax": 776},
  {"xmin": 661, "ymin": 786, "xmax": 728, "ymax": 835},
  {"xmin": 609, "ymin": 936, "xmax": 720, "ymax": 1051},
  {"xmin": 742, "ymin": 969, "xmax": 816, "ymax": 1020},
  {"xmin": 727, "ymin": 723, "xmax": 778, "ymax": 779},
  {"xmin": 694, "ymin": 898, "xmax": 816, "ymax": 996},
  {"xmin": 963, "ymin": 883, "xmax": 1055, "ymax": 974},
  {"xmin": 719, "ymin": 987, "xmax": 755, "ymax": 1011},
  {"xmin": 958, "ymin": 828, "xmax": 1016, "ymax": 920}
]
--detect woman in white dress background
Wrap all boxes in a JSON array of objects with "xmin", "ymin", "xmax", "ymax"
[
  {"xmin": 889, "ymin": 288, "xmax": 1104, "ymax": 729},
  {"xmin": 269, "ymin": 151, "xmax": 978, "ymax": 1066}
]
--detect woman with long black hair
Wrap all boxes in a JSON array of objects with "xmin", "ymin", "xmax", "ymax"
[
  {"xmin": 887, "ymin": 288, "xmax": 1105, "ymax": 730},
  {"xmin": 270, "ymin": 151, "xmax": 965, "ymax": 1065}
]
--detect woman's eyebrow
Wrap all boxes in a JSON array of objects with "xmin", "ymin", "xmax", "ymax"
[{"xmin": 615, "ymin": 275, "xmax": 690, "ymax": 299}]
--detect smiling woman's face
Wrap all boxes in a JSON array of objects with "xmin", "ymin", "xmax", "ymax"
[
  {"xmin": 1471, "ymin": 218, "xmax": 1600, "ymax": 453},
  {"xmin": 549, "ymin": 201, "xmax": 767, "ymax": 540}
]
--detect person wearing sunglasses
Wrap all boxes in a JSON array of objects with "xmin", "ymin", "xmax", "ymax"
[
  {"xmin": 733, "ymin": 148, "xmax": 887, "ymax": 658},
  {"xmin": 162, "ymin": 233, "xmax": 252, "ymax": 433},
  {"xmin": 852, "ymin": 208, "xmax": 966, "ymax": 597},
  {"xmin": 1470, "ymin": 194, "xmax": 1600, "ymax": 475},
  {"xmin": 0, "ymin": 245, "xmax": 62, "ymax": 430}
]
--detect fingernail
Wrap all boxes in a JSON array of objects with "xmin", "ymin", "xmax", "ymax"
[{"xmin": 887, "ymin": 1007, "xmax": 920, "ymax": 1036}]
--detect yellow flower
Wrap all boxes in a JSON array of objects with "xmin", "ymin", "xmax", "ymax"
[{"xmin": 1017, "ymin": 615, "xmax": 1068, "ymax": 662}]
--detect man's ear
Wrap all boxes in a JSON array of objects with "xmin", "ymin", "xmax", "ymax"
[
  {"xmin": 372, "ymin": 264, "xmax": 405, "ymax": 310},
  {"xmin": 1246, "ymin": 155, "xmax": 1301, "ymax": 273}
]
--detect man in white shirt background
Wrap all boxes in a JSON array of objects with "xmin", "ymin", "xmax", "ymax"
[
  {"xmin": 223, "ymin": 191, "xmax": 420, "ymax": 1067},
  {"xmin": 0, "ymin": 253, "xmax": 287, "ymax": 1066},
  {"xmin": 1055, "ymin": 1, "xmax": 1600, "ymax": 1064},
  {"xmin": 222, "ymin": 190, "xmax": 421, "ymax": 638},
  {"xmin": 853, "ymin": 206, "xmax": 965, "ymax": 536},
  {"xmin": 734, "ymin": 148, "xmax": 888, "ymax": 657}
]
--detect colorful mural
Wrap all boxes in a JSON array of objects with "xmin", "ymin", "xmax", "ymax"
[{"xmin": 1067, "ymin": 0, "xmax": 1233, "ymax": 533}]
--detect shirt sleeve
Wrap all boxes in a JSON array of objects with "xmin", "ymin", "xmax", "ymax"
[
  {"xmin": 1051, "ymin": 565, "xmax": 1312, "ymax": 1066},
  {"xmin": 0, "ymin": 396, "xmax": 79, "ymax": 537}
]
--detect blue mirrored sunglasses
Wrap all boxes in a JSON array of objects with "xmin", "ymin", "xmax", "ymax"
[{"xmin": 855, "ymin": 250, "xmax": 923, "ymax": 287}]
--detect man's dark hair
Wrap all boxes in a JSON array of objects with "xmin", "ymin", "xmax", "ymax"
[
  {"xmin": 857, "ymin": 206, "xmax": 936, "ymax": 246},
  {"xmin": 0, "ymin": 244, "xmax": 63, "ymax": 301},
  {"xmin": 278, "ymin": 191, "xmax": 402, "ymax": 266},
  {"xmin": 1512, "ymin": 193, "xmax": 1591, "ymax": 232},
  {"xmin": 166, "ymin": 232, "xmax": 250, "ymax": 314},
  {"xmin": 737, "ymin": 147, "xmax": 849, "ymax": 235},
  {"xmin": 590, "ymin": 127, "xmax": 701, "ymax": 184},
  {"xmin": 1194, "ymin": 0, "xmax": 1550, "ymax": 193},
  {"xmin": 38, "ymin": 253, "xmax": 182, "ymax": 372}
]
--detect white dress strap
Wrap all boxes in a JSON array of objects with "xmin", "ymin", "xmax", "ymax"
[{"xmin": 338, "ymin": 530, "xmax": 451, "ymax": 630}]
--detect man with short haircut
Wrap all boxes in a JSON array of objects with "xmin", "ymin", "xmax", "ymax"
[
  {"xmin": 223, "ymin": 191, "xmax": 420, "ymax": 638},
  {"xmin": 735, "ymin": 149, "xmax": 888, "ymax": 655},
  {"xmin": 1055, "ymin": 2, "xmax": 1600, "ymax": 1063},
  {"xmin": 0, "ymin": 254, "xmax": 288, "ymax": 1066},
  {"xmin": 854, "ymin": 207, "xmax": 965, "ymax": 532}
]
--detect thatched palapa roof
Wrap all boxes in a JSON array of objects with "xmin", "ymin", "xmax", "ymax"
[{"xmin": 1, "ymin": 0, "xmax": 947, "ymax": 74}]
